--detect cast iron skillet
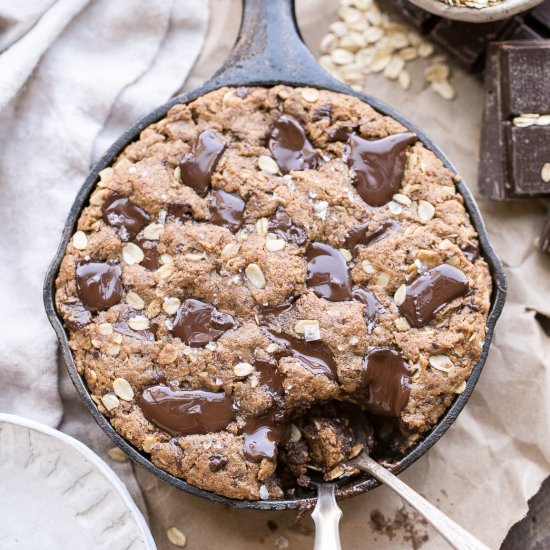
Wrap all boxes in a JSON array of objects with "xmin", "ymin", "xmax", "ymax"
[{"xmin": 43, "ymin": 0, "xmax": 507, "ymax": 511}]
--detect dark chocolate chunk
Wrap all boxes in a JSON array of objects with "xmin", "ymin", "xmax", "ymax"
[
  {"xmin": 136, "ymin": 240, "xmax": 160, "ymax": 271},
  {"xmin": 429, "ymin": 18, "xmax": 512, "ymax": 72},
  {"xmin": 479, "ymin": 42, "xmax": 550, "ymax": 200},
  {"xmin": 75, "ymin": 261, "xmax": 123, "ymax": 311},
  {"xmin": 255, "ymin": 360, "xmax": 285, "ymax": 398},
  {"xmin": 209, "ymin": 454, "xmax": 228, "ymax": 472},
  {"xmin": 243, "ymin": 411, "xmax": 288, "ymax": 462},
  {"xmin": 269, "ymin": 207, "xmax": 307, "ymax": 246},
  {"xmin": 345, "ymin": 133, "xmax": 417, "ymax": 207},
  {"xmin": 399, "ymin": 264, "xmax": 469, "ymax": 328},
  {"xmin": 58, "ymin": 298, "xmax": 92, "ymax": 330},
  {"xmin": 362, "ymin": 348, "xmax": 411, "ymax": 418},
  {"xmin": 505, "ymin": 126, "xmax": 550, "ymax": 196},
  {"xmin": 209, "ymin": 189, "xmax": 246, "ymax": 232},
  {"xmin": 269, "ymin": 115, "xmax": 319, "ymax": 174},
  {"xmin": 172, "ymin": 298, "xmax": 235, "ymax": 347},
  {"xmin": 306, "ymin": 242, "xmax": 352, "ymax": 302},
  {"xmin": 260, "ymin": 299, "xmax": 295, "ymax": 321},
  {"xmin": 102, "ymin": 194, "xmax": 150, "ymax": 240},
  {"xmin": 140, "ymin": 385, "xmax": 235, "ymax": 436},
  {"xmin": 347, "ymin": 219, "xmax": 399, "ymax": 255},
  {"xmin": 352, "ymin": 287, "xmax": 379, "ymax": 325},
  {"xmin": 267, "ymin": 331, "xmax": 338, "ymax": 381},
  {"xmin": 328, "ymin": 124, "xmax": 357, "ymax": 142},
  {"xmin": 167, "ymin": 202, "xmax": 194, "ymax": 222},
  {"xmin": 460, "ymin": 241, "xmax": 480, "ymax": 262},
  {"xmin": 179, "ymin": 129, "xmax": 226, "ymax": 197}
]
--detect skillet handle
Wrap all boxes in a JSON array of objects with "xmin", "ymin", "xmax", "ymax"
[
  {"xmin": 311, "ymin": 483, "xmax": 343, "ymax": 550},
  {"xmin": 207, "ymin": 0, "xmax": 333, "ymax": 88}
]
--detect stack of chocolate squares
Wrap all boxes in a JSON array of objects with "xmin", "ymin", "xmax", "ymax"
[{"xmin": 385, "ymin": 0, "xmax": 550, "ymax": 254}]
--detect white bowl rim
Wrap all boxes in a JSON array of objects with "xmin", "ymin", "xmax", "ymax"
[
  {"xmin": 0, "ymin": 413, "xmax": 157, "ymax": 550},
  {"xmin": 408, "ymin": 0, "xmax": 545, "ymax": 22}
]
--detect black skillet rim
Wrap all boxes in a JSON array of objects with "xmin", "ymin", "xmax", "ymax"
[{"xmin": 43, "ymin": 0, "xmax": 507, "ymax": 511}]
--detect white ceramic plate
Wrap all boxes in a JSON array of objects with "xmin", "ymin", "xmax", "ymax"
[
  {"xmin": 409, "ymin": 0, "xmax": 545, "ymax": 22},
  {"xmin": 0, "ymin": 414, "xmax": 156, "ymax": 550}
]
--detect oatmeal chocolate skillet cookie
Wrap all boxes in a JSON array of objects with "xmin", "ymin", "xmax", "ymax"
[{"xmin": 56, "ymin": 86, "xmax": 491, "ymax": 500}]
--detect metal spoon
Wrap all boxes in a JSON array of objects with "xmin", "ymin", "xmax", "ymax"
[{"xmin": 311, "ymin": 428, "xmax": 491, "ymax": 550}]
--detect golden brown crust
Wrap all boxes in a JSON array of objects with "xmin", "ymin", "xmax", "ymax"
[{"xmin": 55, "ymin": 85, "xmax": 491, "ymax": 500}]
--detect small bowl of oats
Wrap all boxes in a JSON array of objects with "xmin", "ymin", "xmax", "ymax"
[{"xmin": 409, "ymin": 0, "xmax": 545, "ymax": 22}]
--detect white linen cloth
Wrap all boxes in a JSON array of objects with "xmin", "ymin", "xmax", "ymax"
[{"xmin": 0, "ymin": 0, "xmax": 208, "ymax": 521}]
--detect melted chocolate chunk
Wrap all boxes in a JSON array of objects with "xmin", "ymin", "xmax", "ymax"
[
  {"xmin": 260, "ymin": 299, "xmax": 294, "ymax": 320},
  {"xmin": 267, "ymin": 331, "xmax": 338, "ymax": 381},
  {"xmin": 140, "ymin": 385, "xmax": 235, "ymax": 436},
  {"xmin": 167, "ymin": 202, "xmax": 194, "ymax": 222},
  {"xmin": 328, "ymin": 125, "xmax": 358, "ymax": 142},
  {"xmin": 347, "ymin": 219, "xmax": 399, "ymax": 255},
  {"xmin": 209, "ymin": 189, "xmax": 246, "ymax": 233},
  {"xmin": 346, "ymin": 133, "xmax": 417, "ymax": 207},
  {"xmin": 268, "ymin": 115, "xmax": 319, "ymax": 174},
  {"xmin": 255, "ymin": 360, "xmax": 285, "ymax": 398},
  {"xmin": 243, "ymin": 411, "xmax": 288, "ymax": 462},
  {"xmin": 58, "ymin": 299, "xmax": 92, "ymax": 330},
  {"xmin": 268, "ymin": 207, "xmax": 307, "ymax": 246},
  {"xmin": 460, "ymin": 241, "xmax": 480, "ymax": 262},
  {"xmin": 172, "ymin": 298, "xmax": 235, "ymax": 347},
  {"xmin": 363, "ymin": 348, "xmax": 411, "ymax": 417},
  {"xmin": 102, "ymin": 194, "xmax": 150, "ymax": 240},
  {"xmin": 75, "ymin": 261, "xmax": 123, "ymax": 311},
  {"xmin": 136, "ymin": 240, "xmax": 160, "ymax": 271},
  {"xmin": 179, "ymin": 129, "xmax": 226, "ymax": 197},
  {"xmin": 352, "ymin": 287, "xmax": 379, "ymax": 324},
  {"xmin": 209, "ymin": 454, "xmax": 228, "ymax": 472},
  {"xmin": 306, "ymin": 242, "xmax": 352, "ymax": 302},
  {"xmin": 399, "ymin": 264, "xmax": 469, "ymax": 328}
]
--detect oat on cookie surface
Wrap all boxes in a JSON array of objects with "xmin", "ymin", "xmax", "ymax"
[{"xmin": 55, "ymin": 85, "xmax": 491, "ymax": 500}]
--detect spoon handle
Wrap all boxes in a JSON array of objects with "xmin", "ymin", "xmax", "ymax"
[
  {"xmin": 312, "ymin": 483, "xmax": 343, "ymax": 550},
  {"xmin": 354, "ymin": 454, "xmax": 490, "ymax": 550}
]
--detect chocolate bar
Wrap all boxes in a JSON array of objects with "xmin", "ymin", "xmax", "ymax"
[
  {"xmin": 383, "ymin": 0, "xmax": 550, "ymax": 72},
  {"xmin": 479, "ymin": 41, "xmax": 550, "ymax": 200}
]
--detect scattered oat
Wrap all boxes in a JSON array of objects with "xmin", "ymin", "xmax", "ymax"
[
  {"xmin": 259, "ymin": 485, "xmax": 270, "ymax": 500},
  {"xmin": 167, "ymin": 526, "xmax": 187, "ymax": 547},
  {"xmin": 245, "ymin": 263, "xmax": 266, "ymax": 289},
  {"xmin": 128, "ymin": 315, "xmax": 150, "ymax": 331},
  {"xmin": 156, "ymin": 264, "xmax": 174, "ymax": 279},
  {"xmin": 256, "ymin": 217, "xmax": 269, "ymax": 236},
  {"xmin": 72, "ymin": 231, "xmax": 88, "ymax": 250},
  {"xmin": 265, "ymin": 238, "xmax": 286, "ymax": 252},
  {"xmin": 294, "ymin": 319, "xmax": 320, "ymax": 334},
  {"xmin": 234, "ymin": 362, "xmax": 254, "ymax": 377},
  {"xmin": 339, "ymin": 248, "xmax": 353, "ymax": 262},
  {"xmin": 289, "ymin": 424, "xmax": 301, "ymax": 443},
  {"xmin": 393, "ymin": 284, "xmax": 407, "ymax": 306},
  {"xmin": 258, "ymin": 155, "xmax": 280, "ymax": 175},
  {"xmin": 393, "ymin": 193, "xmax": 412, "ymax": 207},
  {"xmin": 221, "ymin": 242, "xmax": 241, "ymax": 259},
  {"xmin": 98, "ymin": 323, "xmax": 113, "ymax": 336},
  {"xmin": 429, "ymin": 354, "xmax": 453, "ymax": 372},
  {"xmin": 101, "ymin": 393, "xmax": 120, "ymax": 412},
  {"xmin": 108, "ymin": 447, "xmax": 128, "ymax": 462},
  {"xmin": 541, "ymin": 163, "xmax": 550, "ymax": 183},
  {"xmin": 125, "ymin": 291, "xmax": 145, "ymax": 310},
  {"xmin": 122, "ymin": 242, "xmax": 144, "ymax": 265},
  {"xmin": 142, "ymin": 436, "xmax": 157, "ymax": 453},
  {"xmin": 455, "ymin": 380, "xmax": 467, "ymax": 394},
  {"xmin": 163, "ymin": 297, "xmax": 181, "ymax": 315},
  {"xmin": 301, "ymin": 88, "xmax": 320, "ymax": 102},
  {"xmin": 418, "ymin": 200, "xmax": 436, "ymax": 221},
  {"xmin": 113, "ymin": 378, "xmax": 134, "ymax": 401},
  {"xmin": 362, "ymin": 259, "xmax": 375, "ymax": 273},
  {"xmin": 142, "ymin": 222, "xmax": 164, "ymax": 240}
]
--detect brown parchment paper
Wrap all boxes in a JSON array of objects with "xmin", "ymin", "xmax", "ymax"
[{"xmin": 138, "ymin": 1, "xmax": 550, "ymax": 548}]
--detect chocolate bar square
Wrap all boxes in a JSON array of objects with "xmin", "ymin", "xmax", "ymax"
[{"xmin": 479, "ymin": 41, "xmax": 550, "ymax": 200}]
